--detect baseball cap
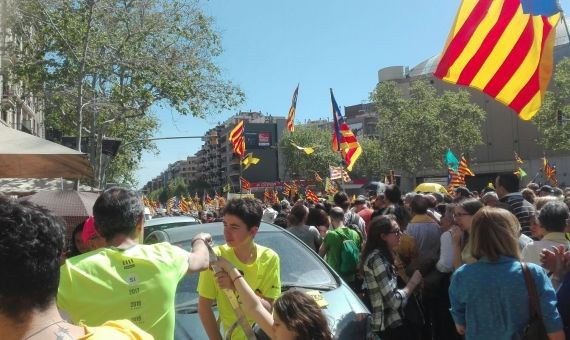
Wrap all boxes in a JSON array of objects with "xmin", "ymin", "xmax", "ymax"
[{"xmin": 354, "ymin": 195, "xmax": 367, "ymax": 205}]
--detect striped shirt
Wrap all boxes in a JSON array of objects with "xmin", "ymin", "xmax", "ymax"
[
  {"xmin": 363, "ymin": 249, "xmax": 408, "ymax": 332},
  {"xmin": 498, "ymin": 193, "xmax": 535, "ymax": 236}
]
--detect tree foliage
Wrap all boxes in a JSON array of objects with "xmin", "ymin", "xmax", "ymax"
[
  {"xmin": 370, "ymin": 80, "xmax": 486, "ymax": 179},
  {"xmin": 533, "ymin": 57, "xmax": 570, "ymax": 151},
  {"xmin": 279, "ymin": 126, "xmax": 340, "ymax": 180},
  {"xmin": 351, "ymin": 136, "xmax": 387, "ymax": 180},
  {"xmin": 7, "ymin": 0, "xmax": 243, "ymax": 187}
]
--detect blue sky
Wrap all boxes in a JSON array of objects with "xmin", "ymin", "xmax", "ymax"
[{"xmin": 135, "ymin": 0, "xmax": 570, "ymax": 187}]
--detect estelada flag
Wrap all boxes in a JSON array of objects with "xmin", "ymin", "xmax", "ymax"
[
  {"xmin": 331, "ymin": 89, "xmax": 362, "ymax": 171},
  {"xmin": 229, "ymin": 120, "xmax": 246, "ymax": 157},
  {"xmin": 435, "ymin": 0, "xmax": 561, "ymax": 120},
  {"xmin": 287, "ymin": 84, "xmax": 299, "ymax": 132}
]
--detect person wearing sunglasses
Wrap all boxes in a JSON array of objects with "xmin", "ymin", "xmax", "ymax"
[
  {"xmin": 450, "ymin": 199, "xmax": 484, "ymax": 271},
  {"xmin": 361, "ymin": 215, "xmax": 422, "ymax": 340}
]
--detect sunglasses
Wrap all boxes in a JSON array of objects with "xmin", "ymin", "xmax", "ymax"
[{"xmin": 386, "ymin": 228, "xmax": 402, "ymax": 235}]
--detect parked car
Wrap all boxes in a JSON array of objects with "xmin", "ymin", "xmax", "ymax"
[
  {"xmin": 143, "ymin": 216, "xmax": 201, "ymax": 241},
  {"xmin": 144, "ymin": 222, "xmax": 371, "ymax": 339}
]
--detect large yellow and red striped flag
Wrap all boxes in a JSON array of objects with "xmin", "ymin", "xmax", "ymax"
[
  {"xmin": 435, "ymin": 0, "xmax": 561, "ymax": 120},
  {"xmin": 331, "ymin": 89, "xmax": 362, "ymax": 171},
  {"xmin": 286, "ymin": 84, "xmax": 299, "ymax": 132},
  {"xmin": 229, "ymin": 120, "xmax": 246, "ymax": 157}
]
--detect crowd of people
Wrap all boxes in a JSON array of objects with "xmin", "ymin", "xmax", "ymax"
[{"xmin": 1, "ymin": 174, "xmax": 570, "ymax": 339}]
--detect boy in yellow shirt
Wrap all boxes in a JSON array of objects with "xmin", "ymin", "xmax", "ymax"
[{"xmin": 198, "ymin": 198, "xmax": 281, "ymax": 340}]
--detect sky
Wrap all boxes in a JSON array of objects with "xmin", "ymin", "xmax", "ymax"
[{"xmin": 135, "ymin": 0, "xmax": 570, "ymax": 187}]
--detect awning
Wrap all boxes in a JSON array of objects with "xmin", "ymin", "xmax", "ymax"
[{"xmin": 0, "ymin": 126, "xmax": 93, "ymax": 179}]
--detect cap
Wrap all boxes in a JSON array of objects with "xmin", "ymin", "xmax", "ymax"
[
  {"xmin": 539, "ymin": 185, "xmax": 554, "ymax": 194},
  {"xmin": 81, "ymin": 216, "xmax": 99, "ymax": 244},
  {"xmin": 354, "ymin": 195, "xmax": 367, "ymax": 205}
]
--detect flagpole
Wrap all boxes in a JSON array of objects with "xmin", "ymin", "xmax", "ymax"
[{"xmin": 239, "ymin": 155, "xmax": 243, "ymax": 196}]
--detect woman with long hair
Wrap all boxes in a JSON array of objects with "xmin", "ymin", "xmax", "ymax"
[
  {"xmin": 449, "ymin": 207, "xmax": 564, "ymax": 339},
  {"xmin": 212, "ymin": 257, "xmax": 332, "ymax": 340},
  {"xmin": 361, "ymin": 215, "xmax": 422, "ymax": 339}
]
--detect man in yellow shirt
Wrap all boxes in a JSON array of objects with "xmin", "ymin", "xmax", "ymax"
[
  {"xmin": 0, "ymin": 195, "xmax": 152, "ymax": 340},
  {"xmin": 198, "ymin": 198, "xmax": 281, "ymax": 340},
  {"xmin": 57, "ymin": 187, "xmax": 212, "ymax": 340}
]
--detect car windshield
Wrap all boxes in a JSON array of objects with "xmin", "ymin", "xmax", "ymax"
[{"xmin": 174, "ymin": 230, "xmax": 336, "ymax": 312}]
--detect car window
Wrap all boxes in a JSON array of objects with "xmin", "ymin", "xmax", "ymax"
[{"xmin": 173, "ymin": 230, "xmax": 336, "ymax": 309}]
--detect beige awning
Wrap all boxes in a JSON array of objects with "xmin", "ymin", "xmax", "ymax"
[{"xmin": 0, "ymin": 127, "xmax": 93, "ymax": 179}]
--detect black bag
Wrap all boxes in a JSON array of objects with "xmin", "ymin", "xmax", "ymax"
[
  {"xmin": 397, "ymin": 276, "xmax": 425, "ymax": 327},
  {"xmin": 520, "ymin": 262, "xmax": 548, "ymax": 340}
]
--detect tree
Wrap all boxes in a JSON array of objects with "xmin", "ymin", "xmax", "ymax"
[
  {"xmin": 533, "ymin": 57, "xmax": 570, "ymax": 151},
  {"xmin": 370, "ymin": 80, "xmax": 486, "ymax": 184},
  {"xmin": 351, "ymin": 136, "xmax": 387, "ymax": 180},
  {"xmin": 279, "ymin": 126, "xmax": 340, "ymax": 180},
  {"xmin": 7, "ymin": 0, "xmax": 244, "ymax": 187}
]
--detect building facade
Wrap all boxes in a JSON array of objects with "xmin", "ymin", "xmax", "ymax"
[{"xmin": 0, "ymin": 0, "xmax": 45, "ymax": 137}]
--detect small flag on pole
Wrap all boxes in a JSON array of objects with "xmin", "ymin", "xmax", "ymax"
[
  {"xmin": 229, "ymin": 120, "xmax": 246, "ymax": 157},
  {"xmin": 306, "ymin": 189, "xmax": 319, "ymax": 203},
  {"xmin": 331, "ymin": 89, "xmax": 362, "ymax": 171},
  {"xmin": 240, "ymin": 177, "xmax": 251, "ymax": 191},
  {"xmin": 287, "ymin": 84, "xmax": 299, "ymax": 132},
  {"xmin": 242, "ymin": 153, "xmax": 260, "ymax": 170},
  {"xmin": 458, "ymin": 156, "xmax": 475, "ymax": 177},
  {"xmin": 290, "ymin": 141, "xmax": 314, "ymax": 155},
  {"xmin": 514, "ymin": 152, "xmax": 524, "ymax": 164}
]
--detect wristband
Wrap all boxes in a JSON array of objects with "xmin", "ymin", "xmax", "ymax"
[
  {"xmin": 232, "ymin": 275, "xmax": 243, "ymax": 283},
  {"xmin": 191, "ymin": 238, "xmax": 206, "ymax": 247}
]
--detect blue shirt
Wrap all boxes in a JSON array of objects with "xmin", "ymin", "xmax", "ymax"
[{"xmin": 449, "ymin": 256, "xmax": 562, "ymax": 340}]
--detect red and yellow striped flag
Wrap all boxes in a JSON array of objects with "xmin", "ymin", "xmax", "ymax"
[
  {"xmin": 287, "ymin": 84, "xmax": 299, "ymax": 132},
  {"xmin": 229, "ymin": 120, "xmax": 246, "ymax": 157},
  {"xmin": 240, "ymin": 177, "xmax": 251, "ymax": 191},
  {"xmin": 458, "ymin": 156, "xmax": 475, "ymax": 177},
  {"xmin": 435, "ymin": 0, "xmax": 561, "ymax": 120},
  {"xmin": 306, "ymin": 189, "xmax": 319, "ymax": 203}
]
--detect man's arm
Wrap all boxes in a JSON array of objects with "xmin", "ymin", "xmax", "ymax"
[
  {"xmin": 187, "ymin": 233, "xmax": 211, "ymax": 273},
  {"xmin": 198, "ymin": 296, "xmax": 222, "ymax": 340}
]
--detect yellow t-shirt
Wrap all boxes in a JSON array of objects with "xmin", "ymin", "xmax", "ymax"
[
  {"xmin": 197, "ymin": 244, "xmax": 281, "ymax": 340},
  {"xmin": 57, "ymin": 243, "xmax": 188, "ymax": 340},
  {"xmin": 79, "ymin": 320, "xmax": 154, "ymax": 339}
]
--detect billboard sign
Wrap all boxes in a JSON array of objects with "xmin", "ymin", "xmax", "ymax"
[{"xmin": 258, "ymin": 132, "xmax": 271, "ymax": 146}]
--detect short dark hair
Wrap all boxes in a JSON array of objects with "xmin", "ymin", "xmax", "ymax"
[
  {"xmin": 384, "ymin": 184, "xmax": 401, "ymax": 204},
  {"xmin": 0, "ymin": 196, "xmax": 66, "ymax": 321},
  {"xmin": 306, "ymin": 208, "xmax": 330, "ymax": 229},
  {"xmin": 411, "ymin": 195, "xmax": 429, "ymax": 214},
  {"xmin": 333, "ymin": 192, "xmax": 350, "ymax": 210},
  {"xmin": 222, "ymin": 198, "xmax": 263, "ymax": 230},
  {"xmin": 93, "ymin": 187, "xmax": 143, "ymax": 241},
  {"xmin": 538, "ymin": 201, "xmax": 569, "ymax": 232},
  {"xmin": 497, "ymin": 173, "xmax": 520, "ymax": 193},
  {"xmin": 287, "ymin": 204, "xmax": 308, "ymax": 226},
  {"xmin": 329, "ymin": 206, "xmax": 345, "ymax": 221}
]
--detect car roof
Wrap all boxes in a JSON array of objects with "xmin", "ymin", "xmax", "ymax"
[
  {"xmin": 144, "ymin": 216, "xmax": 200, "ymax": 227},
  {"xmin": 158, "ymin": 222, "xmax": 281, "ymax": 244}
]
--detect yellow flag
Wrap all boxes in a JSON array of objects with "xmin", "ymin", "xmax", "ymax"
[
  {"xmin": 290, "ymin": 141, "xmax": 314, "ymax": 155},
  {"xmin": 242, "ymin": 153, "xmax": 260, "ymax": 170}
]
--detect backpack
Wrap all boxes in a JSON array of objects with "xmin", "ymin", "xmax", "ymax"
[{"xmin": 337, "ymin": 228, "xmax": 360, "ymax": 276}]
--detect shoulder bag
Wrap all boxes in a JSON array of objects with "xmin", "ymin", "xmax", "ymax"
[{"xmin": 521, "ymin": 262, "xmax": 548, "ymax": 340}]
